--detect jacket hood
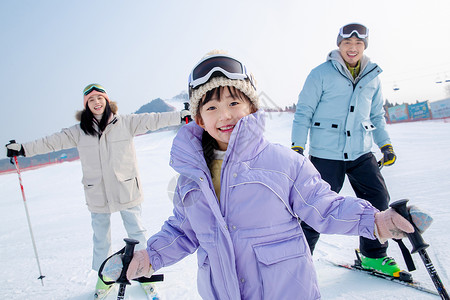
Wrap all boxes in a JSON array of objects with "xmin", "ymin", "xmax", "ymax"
[
  {"xmin": 327, "ymin": 49, "xmax": 372, "ymax": 82},
  {"xmin": 75, "ymin": 101, "xmax": 118, "ymax": 121},
  {"xmin": 170, "ymin": 110, "xmax": 268, "ymax": 177}
]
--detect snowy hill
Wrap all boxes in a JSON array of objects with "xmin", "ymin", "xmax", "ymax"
[
  {"xmin": 134, "ymin": 98, "xmax": 177, "ymax": 114},
  {"xmin": 0, "ymin": 112, "xmax": 449, "ymax": 300}
]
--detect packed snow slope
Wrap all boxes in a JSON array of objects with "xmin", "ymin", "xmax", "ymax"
[{"xmin": 1, "ymin": 112, "xmax": 449, "ymax": 300}]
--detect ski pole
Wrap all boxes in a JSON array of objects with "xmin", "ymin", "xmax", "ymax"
[
  {"xmin": 390, "ymin": 199, "xmax": 449, "ymax": 300},
  {"xmin": 116, "ymin": 238, "xmax": 139, "ymax": 300},
  {"xmin": 377, "ymin": 156, "xmax": 385, "ymax": 170},
  {"xmin": 97, "ymin": 239, "xmax": 164, "ymax": 297},
  {"xmin": 184, "ymin": 102, "xmax": 190, "ymax": 124},
  {"xmin": 11, "ymin": 152, "xmax": 45, "ymax": 286}
]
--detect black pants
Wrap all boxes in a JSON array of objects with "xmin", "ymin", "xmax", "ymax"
[{"xmin": 301, "ymin": 152, "xmax": 390, "ymax": 258}]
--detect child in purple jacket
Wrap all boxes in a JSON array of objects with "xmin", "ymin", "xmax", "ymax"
[{"xmin": 103, "ymin": 51, "xmax": 414, "ymax": 299}]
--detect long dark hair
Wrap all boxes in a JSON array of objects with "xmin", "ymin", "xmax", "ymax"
[{"xmin": 80, "ymin": 102, "xmax": 112, "ymax": 136}]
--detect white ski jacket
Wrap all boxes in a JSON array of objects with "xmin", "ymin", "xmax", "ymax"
[{"xmin": 23, "ymin": 111, "xmax": 181, "ymax": 213}]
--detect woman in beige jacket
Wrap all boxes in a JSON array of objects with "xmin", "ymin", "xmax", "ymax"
[{"xmin": 5, "ymin": 83, "xmax": 188, "ymax": 298}]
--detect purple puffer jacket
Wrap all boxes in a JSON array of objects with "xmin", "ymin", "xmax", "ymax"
[{"xmin": 146, "ymin": 111, "xmax": 378, "ymax": 300}]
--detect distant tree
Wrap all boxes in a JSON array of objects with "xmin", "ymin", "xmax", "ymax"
[{"xmin": 384, "ymin": 99, "xmax": 394, "ymax": 108}]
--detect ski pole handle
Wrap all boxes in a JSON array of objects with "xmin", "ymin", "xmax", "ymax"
[
  {"xmin": 8, "ymin": 140, "xmax": 17, "ymax": 164},
  {"xmin": 390, "ymin": 199, "xmax": 429, "ymax": 253},
  {"xmin": 184, "ymin": 102, "xmax": 190, "ymax": 124},
  {"xmin": 116, "ymin": 238, "xmax": 139, "ymax": 285},
  {"xmin": 391, "ymin": 199, "xmax": 449, "ymax": 299}
]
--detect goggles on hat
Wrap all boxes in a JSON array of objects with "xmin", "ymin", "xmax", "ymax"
[
  {"xmin": 339, "ymin": 23, "xmax": 368, "ymax": 39},
  {"xmin": 188, "ymin": 55, "xmax": 256, "ymax": 91},
  {"xmin": 83, "ymin": 83, "xmax": 107, "ymax": 96}
]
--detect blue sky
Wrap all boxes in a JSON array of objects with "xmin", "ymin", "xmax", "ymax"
[{"xmin": 1, "ymin": 0, "xmax": 450, "ymax": 158}]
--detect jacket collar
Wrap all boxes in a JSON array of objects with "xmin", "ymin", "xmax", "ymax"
[
  {"xmin": 170, "ymin": 110, "xmax": 268, "ymax": 176},
  {"xmin": 327, "ymin": 49, "xmax": 376, "ymax": 82}
]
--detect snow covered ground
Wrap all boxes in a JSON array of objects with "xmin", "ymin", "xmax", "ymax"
[{"xmin": 0, "ymin": 112, "xmax": 449, "ymax": 299}]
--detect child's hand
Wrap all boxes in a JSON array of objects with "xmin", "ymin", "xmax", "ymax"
[
  {"xmin": 126, "ymin": 249, "xmax": 154, "ymax": 280},
  {"xmin": 102, "ymin": 249, "xmax": 154, "ymax": 281},
  {"xmin": 374, "ymin": 208, "xmax": 414, "ymax": 243}
]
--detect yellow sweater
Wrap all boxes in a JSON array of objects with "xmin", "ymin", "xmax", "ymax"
[
  {"xmin": 345, "ymin": 60, "xmax": 361, "ymax": 79},
  {"xmin": 210, "ymin": 150, "xmax": 225, "ymax": 202}
]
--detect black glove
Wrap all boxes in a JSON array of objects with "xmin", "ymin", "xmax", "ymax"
[
  {"xmin": 291, "ymin": 146, "xmax": 304, "ymax": 156},
  {"xmin": 180, "ymin": 110, "xmax": 192, "ymax": 124},
  {"xmin": 380, "ymin": 144, "xmax": 396, "ymax": 166},
  {"xmin": 5, "ymin": 140, "xmax": 25, "ymax": 157},
  {"xmin": 181, "ymin": 102, "xmax": 193, "ymax": 124}
]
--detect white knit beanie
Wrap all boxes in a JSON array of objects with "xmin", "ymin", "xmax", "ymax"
[{"xmin": 189, "ymin": 51, "xmax": 259, "ymax": 118}]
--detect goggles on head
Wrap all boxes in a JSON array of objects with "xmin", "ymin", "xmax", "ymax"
[
  {"xmin": 83, "ymin": 83, "xmax": 107, "ymax": 96},
  {"xmin": 188, "ymin": 55, "xmax": 256, "ymax": 91},
  {"xmin": 339, "ymin": 23, "xmax": 369, "ymax": 39}
]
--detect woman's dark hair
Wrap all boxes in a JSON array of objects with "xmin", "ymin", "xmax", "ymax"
[{"xmin": 80, "ymin": 101, "xmax": 112, "ymax": 136}]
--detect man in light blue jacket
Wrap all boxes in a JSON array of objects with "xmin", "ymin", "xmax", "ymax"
[{"xmin": 291, "ymin": 23, "xmax": 400, "ymax": 277}]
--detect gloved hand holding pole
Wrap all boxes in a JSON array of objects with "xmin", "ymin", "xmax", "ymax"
[
  {"xmin": 390, "ymin": 199, "xmax": 449, "ymax": 299},
  {"xmin": 8, "ymin": 140, "xmax": 45, "ymax": 286}
]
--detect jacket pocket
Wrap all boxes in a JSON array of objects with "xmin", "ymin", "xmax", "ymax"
[
  {"xmin": 253, "ymin": 234, "xmax": 319, "ymax": 299},
  {"xmin": 116, "ymin": 176, "xmax": 141, "ymax": 204},
  {"xmin": 82, "ymin": 178, "xmax": 106, "ymax": 207},
  {"xmin": 196, "ymin": 247, "xmax": 219, "ymax": 299},
  {"xmin": 309, "ymin": 118, "xmax": 344, "ymax": 150},
  {"xmin": 361, "ymin": 120, "xmax": 376, "ymax": 150}
]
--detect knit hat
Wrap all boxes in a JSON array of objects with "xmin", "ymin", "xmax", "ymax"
[
  {"xmin": 83, "ymin": 83, "xmax": 110, "ymax": 108},
  {"xmin": 189, "ymin": 51, "xmax": 259, "ymax": 118},
  {"xmin": 336, "ymin": 23, "xmax": 369, "ymax": 49}
]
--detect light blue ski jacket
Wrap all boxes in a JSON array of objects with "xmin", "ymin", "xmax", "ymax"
[
  {"xmin": 146, "ymin": 111, "xmax": 378, "ymax": 299},
  {"xmin": 292, "ymin": 50, "xmax": 391, "ymax": 161}
]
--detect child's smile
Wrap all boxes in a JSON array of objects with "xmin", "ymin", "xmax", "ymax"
[
  {"xmin": 218, "ymin": 125, "xmax": 235, "ymax": 132},
  {"xmin": 197, "ymin": 87, "xmax": 253, "ymax": 151}
]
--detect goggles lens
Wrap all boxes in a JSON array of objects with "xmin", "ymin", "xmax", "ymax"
[
  {"xmin": 188, "ymin": 55, "xmax": 255, "ymax": 90},
  {"xmin": 83, "ymin": 83, "xmax": 107, "ymax": 96},
  {"xmin": 339, "ymin": 23, "xmax": 368, "ymax": 39}
]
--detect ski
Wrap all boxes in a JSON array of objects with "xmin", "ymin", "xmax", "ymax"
[
  {"xmin": 140, "ymin": 282, "xmax": 161, "ymax": 300},
  {"xmin": 323, "ymin": 258, "xmax": 439, "ymax": 296},
  {"xmin": 94, "ymin": 284, "xmax": 116, "ymax": 299}
]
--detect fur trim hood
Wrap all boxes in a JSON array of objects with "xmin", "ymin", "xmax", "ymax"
[{"xmin": 75, "ymin": 101, "xmax": 118, "ymax": 121}]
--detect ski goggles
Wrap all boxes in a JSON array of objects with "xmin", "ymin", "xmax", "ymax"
[
  {"xmin": 83, "ymin": 83, "xmax": 107, "ymax": 96},
  {"xmin": 188, "ymin": 55, "xmax": 255, "ymax": 90},
  {"xmin": 339, "ymin": 23, "xmax": 369, "ymax": 39}
]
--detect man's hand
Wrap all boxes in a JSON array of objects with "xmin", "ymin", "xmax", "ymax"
[
  {"xmin": 380, "ymin": 144, "xmax": 396, "ymax": 166},
  {"xmin": 291, "ymin": 146, "xmax": 304, "ymax": 156}
]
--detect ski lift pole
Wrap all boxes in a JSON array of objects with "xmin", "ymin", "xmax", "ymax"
[{"xmin": 12, "ymin": 155, "xmax": 45, "ymax": 286}]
